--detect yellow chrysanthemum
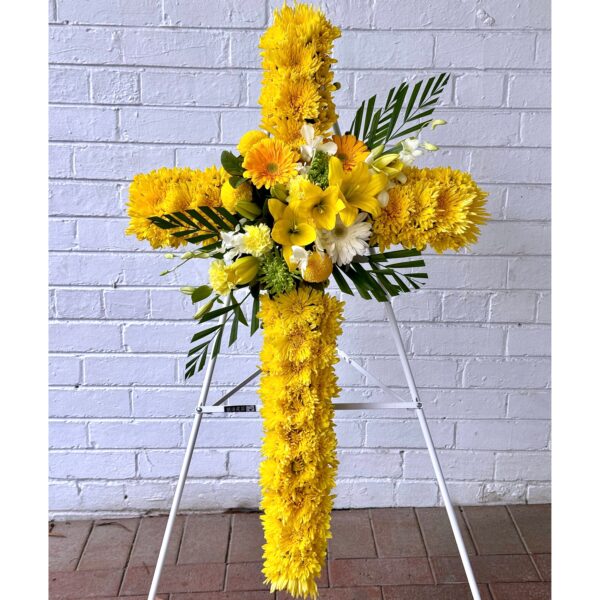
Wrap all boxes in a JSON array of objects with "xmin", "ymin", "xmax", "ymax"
[
  {"xmin": 237, "ymin": 129, "xmax": 268, "ymax": 155},
  {"xmin": 274, "ymin": 79, "xmax": 321, "ymax": 123},
  {"xmin": 259, "ymin": 287, "xmax": 344, "ymax": 600},
  {"xmin": 332, "ymin": 134, "xmax": 370, "ymax": 172},
  {"xmin": 259, "ymin": 3, "xmax": 341, "ymax": 148},
  {"xmin": 371, "ymin": 166, "xmax": 489, "ymax": 252},
  {"xmin": 243, "ymin": 138, "xmax": 299, "ymax": 189},
  {"xmin": 241, "ymin": 224, "xmax": 273, "ymax": 257},
  {"xmin": 126, "ymin": 166, "xmax": 223, "ymax": 249},
  {"xmin": 427, "ymin": 167, "xmax": 490, "ymax": 252},
  {"xmin": 220, "ymin": 180, "xmax": 253, "ymax": 213}
]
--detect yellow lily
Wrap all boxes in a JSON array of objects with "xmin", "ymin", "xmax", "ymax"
[
  {"xmin": 291, "ymin": 179, "xmax": 344, "ymax": 230},
  {"xmin": 271, "ymin": 205, "xmax": 316, "ymax": 247},
  {"xmin": 328, "ymin": 156, "xmax": 388, "ymax": 226},
  {"xmin": 268, "ymin": 197, "xmax": 287, "ymax": 220}
]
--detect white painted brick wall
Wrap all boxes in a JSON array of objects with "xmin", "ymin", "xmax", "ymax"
[{"xmin": 48, "ymin": 0, "xmax": 551, "ymax": 518}]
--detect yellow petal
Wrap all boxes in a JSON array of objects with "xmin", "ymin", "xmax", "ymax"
[
  {"xmin": 328, "ymin": 156, "xmax": 344, "ymax": 186},
  {"xmin": 282, "ymin": 246, "xmax": 296, "ymax": 270},
  {"xmin": 339, "ymin": 204, "xmax": 358, "ymax": 226},
  {"xmin": 290, "ymin": 222, "xmax": 316, "ymax": 246},
  {"xmin": 350, "ymin": 195, "xmax": 381, "ymax": 217},
  {"xmin": 271, "ymin": 220, "xmax": 292, "ymax": 246},
  {"xmin": 268, "ymin": 197, "xmax": 287, "ymax": 220},
  {"xmin": 364, "ymin": 171, "xmax": 388, "ymax": 197}
]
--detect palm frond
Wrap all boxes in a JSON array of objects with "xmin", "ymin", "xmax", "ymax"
[{"xmin": 349, "ymin": 74, "xmax": 450, "ymax": 150}]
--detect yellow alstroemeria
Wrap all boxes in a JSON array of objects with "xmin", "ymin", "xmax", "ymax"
[
  {"xmin": 271, "ymin": 206, "xmax": 316, "ymax": 247},
  {"xmin": 369, "ymin": 153, "xmax": 404, "ymax": 178},
  {"xmin": 230, "ymin": 255, "xmax": 260, "ymax": 285},
  {"xmin": 291, "ymin": 179, "xmax": 344, "ymax": 230},
  {"xmin": 328, "ymin": 156, "xmax": 388, "ymax": 226}
]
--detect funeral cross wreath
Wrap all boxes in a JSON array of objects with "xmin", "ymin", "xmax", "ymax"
[{"xmin": 124, "ymin": 3, "xmax": 489, "ymax": 598}]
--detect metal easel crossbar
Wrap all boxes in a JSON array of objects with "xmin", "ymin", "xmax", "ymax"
[{"xmin": 146, "ymin": 296, "xmax": 482, "ymax": 600}]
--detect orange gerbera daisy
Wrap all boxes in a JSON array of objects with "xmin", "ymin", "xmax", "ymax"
[
  {"xmin": 242, "ymin": 138, "xmax": 299, "ymax": 189},
  {"xmin": 332, "ymin": 134, "xmax": 370, "ymax": 172}
]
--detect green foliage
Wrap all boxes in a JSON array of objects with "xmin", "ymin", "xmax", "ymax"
[
  {"xmin": 221, "ymin": 150, "xmax": 244, "ymax": 176},
  {"xmin": 184, "ymin": 291, "xmax": 258, "ymax": 380},
  {"xmin": 332, "ymin": 249, "xmax": 428, "ymax": 301},
  {"xmin": 149, "ymin": 206, "xmax": 240, "ymax": 246},
  {"xmin": 190, "ymin": 285, "xmax": 212, "ymax": 303},
  {"xmin": 350, "ymin": 73, "xmax": 450, "ymax": 151},
  {"xmin": 306, "ymin": 150, "xmax": 330, "ymax": 188},
  {"xmin": 258, "ymin": 249, "xmax": 297, "ymax": 295}
]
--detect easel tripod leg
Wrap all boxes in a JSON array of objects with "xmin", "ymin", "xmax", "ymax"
[
  {"xmin": 381, "ymin": 299, "xmax": 481, "ymax": 600},
  {"xmin": 147, "ymin": 305, "xmax": 228, "ymax": 600},
  {"xmin": 147, "ymin": 410, "xmax": 204, "ymax": 600},
  {"xmin": 416, "ymin": 408, "xmax": 482, "ymax": 600}
]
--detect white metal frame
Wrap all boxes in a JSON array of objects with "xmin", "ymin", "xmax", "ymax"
[{"xmin": 146, "ymin": 297, "xmax": 482, "ymax": 600}]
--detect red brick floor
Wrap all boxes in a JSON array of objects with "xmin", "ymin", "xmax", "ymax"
[{"xmin": 49, "ymin": 505, "xmax": 550, "ymax": 600}]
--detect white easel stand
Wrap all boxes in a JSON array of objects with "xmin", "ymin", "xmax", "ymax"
[{"xmin": 146, "ymin": 296, "xmax": 482, "ymax": 600}]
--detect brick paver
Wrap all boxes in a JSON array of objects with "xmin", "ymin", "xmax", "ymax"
[
  {"xmin": 227, "ymin": 512, "xmax": 264, "ymax": 563},
  {"xmin": 532, "ymin": 554, "xmax": 551, "ymax": 581},
  {"xmin": 226, "ymin": 561, "xmax": 328, "ymax": 592},
  {"xmin": 329, "ymin": 557, "xmax": 433, "ymax": 587},
  {"xmin": 48, "ymin": 505, "xmax": 550, "ymax": 598},
  {"xmin": 382, "ymin": 584, "xmax": 492, "ymax": 600},
  {"xmin": 49, "ymin": 569, "xmax": 123, "ymax": 599},
  {"xmin": 509, "ymin": 504, "xmax": 551, "ymax": 554},
  {"xmin": 78, "ymin": 519, "xmax": 140, "ymax": 571},
  {"xmin": 171, "ymin": 593, "xmax": 271, "ymax": 600},
  {"xmin": 284, "ymin": 587, "xmax": 383, "ymax": 599},
  {"xmin": 328, "ymin": 509, "xmax": 377, "ymax": 559},
  {"xmin": 128, "ymin": 515, "xmax": 185, "ymax": 567},
  {"xmin": 121, "ymin": 563, "xmax": 225, "ymax": 595},
  {"xmin": 488, "ymin": 581, "xmax": 551, "ymax": 600},
  {"xmin": 415, "ymin": 507, "xmax": 476, "ymax": 556},
  {"xmin": 179, "ymin": 514, "xmax": 231, "ymax": 564},
  {"xmin": 462, "ymin": 507, "xmax": 526, "ymax": 555},
  {"xmin": 371, "ymin": 508, "xmax": 427, "ymax": 557},
  {"xmin": 431, "ymin": 555, "xmax": 540, "ymax": 584},
  {"xmin": 49, "ymin": 520, "xmax": 93, "ymax": 571}
]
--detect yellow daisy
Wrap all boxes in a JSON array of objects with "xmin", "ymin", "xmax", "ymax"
[
  {"xmin": 332, "ymin": 134, "xmax": 370, "ymax": 172},
  {"xmin": 243, "ymin": 138, "xmax": 299, "ymax": 189}
]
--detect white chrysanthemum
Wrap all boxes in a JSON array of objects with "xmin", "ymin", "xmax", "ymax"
[{"xmin": 316, "ymin": 213, "xmax": 372, "ymax": 266}]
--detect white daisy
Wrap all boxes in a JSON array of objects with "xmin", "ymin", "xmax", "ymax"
[{"xmin": 316, "ymin": 213, "xmax": 372, "ymax": 266}]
